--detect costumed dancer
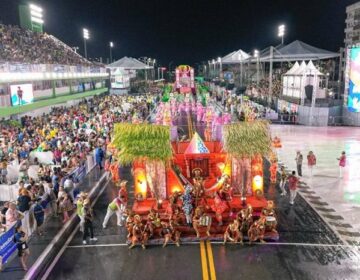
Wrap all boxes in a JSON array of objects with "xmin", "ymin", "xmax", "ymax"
[
  {"xmin": 102, "ymin": 196, "xmax": 124, "ymax": 228},
  {"xmin": 161, "ymin": 221, "xmax": 181, "ymax": 248},
  {"xmin": 237, "ymin": 204, "xmax": 253, "ymax": 234},
  {"xmin": 129, "ymin": 215, "xmax": 144, "ymax": 249},
  {"xmin": 248, "ymin": 216, "xmax": 266, "ymax": 244},
  {"xmin": 146, "ymin": 209, "xmax": 162, "ymax": 237},
  {"xmin": 181, "ymin": 184, "xmax": 194, "ymax": 227},
  {"xmin": 261, "ymin": 200, "xmax": 278, "ymax": 233},
  {"xmin": 269, "ymin": 160, "xmax": 278, "ymax": 184},
  {"xmin": 223, "ymin": 219, "xmax": 243, "ymax": 245},
  {"xmin": 193, "ymin": 207, "xmax": 211, "ymax": 238}
]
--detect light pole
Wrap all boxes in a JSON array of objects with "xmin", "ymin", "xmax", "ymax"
[
  {"xmin": 109, "ymin": 42, "xmax": 114, "ymax": 63},
  {"xmin": 239, "ymin": 53, "xmax": 243, "ymax": 87},
  {"xmin": 254, "ymin": 49, "xmax": 260, "ymax": 86},
  {"xmin": 278, "ymin": 24, "xmax": 285, "ymax": 45},
  {"xmin": 218, "ymin": 57, "xmax": 222, "ymax": 79},
  {"xmin": 83, "ymin": 28, "xmax": 90, "ymax": 59}
]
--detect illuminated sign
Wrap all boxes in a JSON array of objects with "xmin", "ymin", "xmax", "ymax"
[
  {"xmin": 10, "ymin": 84, "xmax": 34, "ymax": 106},
  {"xmin": 348, "ymin": 47, "xmax": 360, "ymax": 112}
]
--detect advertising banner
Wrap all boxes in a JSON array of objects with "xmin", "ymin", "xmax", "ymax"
[{"xmin": 0, "ymin": 223, "xmax": 17, "ymax": 264}]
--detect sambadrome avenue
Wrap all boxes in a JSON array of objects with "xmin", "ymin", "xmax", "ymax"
[{"xmin": 1, "ymin": 1, "xmax": 360, "ymax": 279}]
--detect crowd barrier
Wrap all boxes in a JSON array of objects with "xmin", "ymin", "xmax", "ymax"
[
  {"xmin": 0, "ymin": 203, "xmax": 51, "ymax": 265},
  {"xmin": 0, "ymin": 151, "xmax": 97, "ymax": 265}
]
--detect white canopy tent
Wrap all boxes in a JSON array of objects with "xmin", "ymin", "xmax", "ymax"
[
  {"xmin": 107, "ymin": 57, "xmax": 153, "ymax": 90},
  {"xmin": 282, "ymin": 60, "xmax": 325, "ymax": 103},
  {"xmin": 221, "ymin": 49, "xmax": 250, "ymax": 64}
]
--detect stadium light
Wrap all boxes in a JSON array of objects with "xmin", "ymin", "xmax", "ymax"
[
  {"xmin": 29, "ymin": 3, "xmax": 44, "ymax": 27},
  {"xmin": 278, "ymin": 24, "xmax": 285, "ymax": 45},
  {"xmin": 254, "ymin": 49, "xmax": 259, "ymax": 58},
  {"xmin": 109, "ymin": 42, "xmax": 114, "ymax": 63},
  {"xmin": 83, "ymin": 28, "xmax": 90, "ymax": 59}
]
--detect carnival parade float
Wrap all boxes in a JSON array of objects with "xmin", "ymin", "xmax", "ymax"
[{"xmin": 111, "ymin": 66, "xmax": 279, "ymax": 248}]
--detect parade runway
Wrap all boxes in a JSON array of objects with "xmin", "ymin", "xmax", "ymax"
[
  {"xmin": 270, "ymin": 125, "xmax": 360, "ymax": 243},
  {"xmin": 48, "ymin": 166, "xmax": 360, "ymax": 280}
]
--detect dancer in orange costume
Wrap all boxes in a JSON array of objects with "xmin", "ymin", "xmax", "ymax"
[
  {"xmin": 109, "ymin": 161, "xmax": 120, "ymax": 182},
  {"xmin": 269, "ymin": 160, "xmax": 278, "ymax": 184}
]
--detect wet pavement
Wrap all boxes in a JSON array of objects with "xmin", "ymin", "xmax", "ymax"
[
  {"xmin": 48, "ymin": 164, "xmax": 360, "ymax": 280},
  {"xmin": 1, "ymin": 168, "xmax": 104, "ymax": 280},
  {"xmin": 270, "ymin": 125, "xmax": 360, "ymax": 244}
]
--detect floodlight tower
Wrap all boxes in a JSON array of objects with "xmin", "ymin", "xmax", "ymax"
[
  {"xmin": 278, "ymin": 24, "xmax": 285, "ymax": 45},
  {"xmin": 83, "ymin": 28, "xmax": 90, "ymax": 59},
  {"xmin": 109, "ymin": 42, "xmax": 114, "ymax": 63}
]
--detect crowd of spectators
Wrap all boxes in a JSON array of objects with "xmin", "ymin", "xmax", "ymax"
[
  {"xmin": 0, "ymin": 24, "xmax": 91, "ymax": 66},
  {"xmin": 0, "ymin": 93, "xmax": 159, "ymax": 236}
]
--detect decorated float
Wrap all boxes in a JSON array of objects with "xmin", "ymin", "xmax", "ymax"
[{"xmin": 111, "ymin": 72, "xmax": 279, "ymax": 248}]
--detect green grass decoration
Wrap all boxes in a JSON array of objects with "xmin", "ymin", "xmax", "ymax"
[
  {"xmin": 112, "ymin": 123, "xmax": 173, "ymax": 165},
  {"xmin": 223, "ymin": 121, "xmax": 272, "ymax": 158}
]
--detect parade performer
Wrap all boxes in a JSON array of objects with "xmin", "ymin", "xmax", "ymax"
[
  {"xmin": 118, "ymin": 180, "xmax": 128, "ymax": 206},
  {"xmin": 181, "ymin": 184, "xmax": 194, "ymax": 227},
  {"xmin": 161, "ymin": 221, "xmax": 181, "ymax": 247},
  {"xmin": 109, "ymin": 160, "xmax": 120, "ymax": 182},
  {"xmin": 248, "ymin": 216, "xmax": 266, "ymax": 244},
  {"xmin": 129, "ymin": 215, "xmax": 144, "ymax": 249},
  {"xmin": 168, "ymin": 191, "xmax": 182, "ymax": 214},
  {"xmin": 192, "ymin": 168, "xmax": 206, "ymax": 206},
  {"xmin": 102, "ymin": 196, "xmax": 125, "ymax": 228},
  {"xmin": 269, "ymin": 160, "xmax": 278, "ymax": 184},
  {"xmin": 141, "ymin": 222, "xmax": 153, "ymax": 249},
  {"xmin": 238, "ymin": 204, "xmax": 253, "ymax": 234},
  {"xmin": 193, "ymin": 207, "xmax": 211, "ymax": 238},
  {"xmin": 146, "ymin": 209, "xmax": 162, "ymax": 237},
  {"xmin": 261, "ymin": 200, "xmax": 277, "ymax": 233},
  {"xmin": 223, "ymin": 219, "xmax": 243, "ymax": 245},
  {"xmin": 125, "ymin": 210, "xmax": 135, "ymax": 239}
]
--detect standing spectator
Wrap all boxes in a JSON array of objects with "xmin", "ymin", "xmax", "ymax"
[
  {"xmin": 82, "ymin": 199, "xmax": 97, "ymax": 244},
  {"xmin": 0, "ymin": 202, "xmax": 9, "ymax": 232},
  {"xmin": 95, "ymin": 145, "xmax": 104, "ymax": 170},
  {"xmin": 337, "ymin": 151, "xmax": 346, "ymax": 178},
  {"xmin": 279, "ymin": 166, "xmax": 287, "ymax": 196},
  {"xmin": 59, "ymin": 193, "xmax": 73, "ymax": 223},
  {"xmin": 76, "ymin": 192, "xmax": 87, "ymax": 232},
  {"xmin": 33, "ymin": 198, "xmax": 45, "ymax": 236},
  {"xmin": 295, "ymin": 151, "xmax": 303, "ymax": 177},
  {"xmin": 0, "ymin": 161, "xmax": 7, "ymax": 184},
  {"xmin": 6, "ymin": 202, "xmax": 23, "ymax": 228},
  {"xmin": 17, "ymin": 189, "xmax": 32, "ymax": 213},
  {"xmin": 288, "ymin": 171, "xmax": 298, "ymax": 205},
  {"xmin": 13, "ymin": 225, "xmax": 30, "ymax": 271},
  {"xmin": 63, "ymin": 175, "xmax": 74, "ymax": 201},
  {"xmin": 307, "ymin": 151, "xmax": 316, "ymax": 177}
]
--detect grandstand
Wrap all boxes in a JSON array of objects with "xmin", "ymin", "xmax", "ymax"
[{"xmin": 0, "ymin": 24, "xmax": 109, "ymax": 116}]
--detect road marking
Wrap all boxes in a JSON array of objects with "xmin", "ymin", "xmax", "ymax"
[
  {"xmin": 200, "ymin": 241, "xmax": 209, "ymax": 280},
  {"xmin": 206, "ymin": 241, "xmax": 217, "ymax": 280},
  {"xmin": 65, "ymin": 241, "xmax": 360, "ymax": 249}
]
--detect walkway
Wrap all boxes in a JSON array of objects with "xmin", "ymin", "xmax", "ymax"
[
  {"xmin": 270, "ymin": 124, "xmax": 360, "ymax": 243},
  {"xmin": 1, "ymin": 168, "xmax": 104, "ymax": 279}
]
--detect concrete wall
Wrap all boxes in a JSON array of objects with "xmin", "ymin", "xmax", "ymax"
[
  {"xmin": 342, "ymin": 107, "xmax": 360, "ymax": 126},
  {"xmin": 297, "ymin": 105, "xmax": 330, "ymax": 126}
]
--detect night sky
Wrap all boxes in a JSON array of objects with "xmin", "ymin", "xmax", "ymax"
[{"xmin": 0, "ymin": 0, "xmax": 357, "ymax": 66}]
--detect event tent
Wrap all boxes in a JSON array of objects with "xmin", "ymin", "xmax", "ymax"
[
  {"xmin": 221, "ymin": 49, "xmax": 250, "ymax": 64},
  {"xmin": 254, "ymin": 40, "xmax": 339, "ymax": 62},
  {"xmin": 107, "ymin": 56, "xmax": 152, "ymax": 69}
]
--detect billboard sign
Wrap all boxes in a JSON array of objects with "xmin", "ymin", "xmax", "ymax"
[
  {"xmin": 10, "ymin": 84, "xmax": 34, "ymax": 106},
  {"xmin": 348, "ymin": 47, "xmax": 360, "ymax": 112}
]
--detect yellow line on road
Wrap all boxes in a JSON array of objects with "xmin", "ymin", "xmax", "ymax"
[
  {"xmin": 206, "ymin": 241, "xmax": 217, "ymax": 280},
  {"xmin": 200, "ymin": 241, "xmax": 209, "ymax": 280}
]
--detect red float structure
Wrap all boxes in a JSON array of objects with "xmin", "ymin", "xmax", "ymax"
[{"xmin": 112, "ymin": 82, "xmax": 279, "ymax": 248}]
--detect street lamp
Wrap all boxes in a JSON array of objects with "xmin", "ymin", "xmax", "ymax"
[
  {"xmin": 254, "ymin": 49, "xmax": 260, "ymax": 86},
  {"xmin": 83, "ymin": 28, "xmax": 90, "ymax": 59},
  {"xmin": 278, "ymin": 24, "xmax": 285, "ymax": 45},
  {"xmin": 109, "ymin": 42, "xmax": 114, "ymax": 63}
]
